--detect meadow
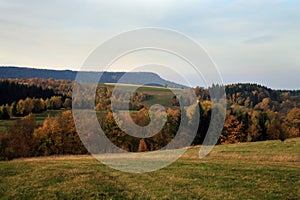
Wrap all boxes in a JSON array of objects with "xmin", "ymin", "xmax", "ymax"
[
  {"xmin": 105, "ymin": 83, "xmax": 181, "ymax": 107},
  {"xmin": 0, "ymin": 138, "xmax": 299, "ymax": 199}
]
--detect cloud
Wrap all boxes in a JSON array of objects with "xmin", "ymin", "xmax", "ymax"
[
  {"xmin": 243, "ymin": 35, "xmax": 274, "ymax": 44},
  {"xmin": 0, "ymin": 0, "xmax": 299, "ymax": 89}
]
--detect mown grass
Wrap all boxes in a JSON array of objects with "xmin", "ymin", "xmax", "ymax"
[
  {"xmin": 105, "ymin": 83, "xmax": 180, "ymax": 108},
  {"xmin": 0, "ymin": 138, "xmax": 299, "ymax": 199}
]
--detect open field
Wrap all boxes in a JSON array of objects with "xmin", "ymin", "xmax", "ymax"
[
  {"xmin": 0, "ymin": 138, "xmax": 299, "ymax": 199},
  {"xmin": 105, "ymin": 83, "xmax": 180, "ymax": 107}
]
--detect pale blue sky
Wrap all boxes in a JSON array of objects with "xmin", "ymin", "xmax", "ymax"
[{"xmin": 0, "ymin": 0, "xmax": 299, "ymax": 89}]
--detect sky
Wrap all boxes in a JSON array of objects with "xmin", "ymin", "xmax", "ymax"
[{"xmin": 0, "ymin": 0, "xmax": 299, "ymax": 89}]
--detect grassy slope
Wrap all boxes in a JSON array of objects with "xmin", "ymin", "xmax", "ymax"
[
  {"xmin": 0, "ymin": 138, "xmax": 299, "ymax": 200},
  {"xmin": 106, "ymin": 83, "xmax": 178, "ymax": 108}
]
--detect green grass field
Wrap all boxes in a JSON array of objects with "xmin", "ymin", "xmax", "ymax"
[
  {"xmin": 105, "ymin": 83, "xmax": 180, "ymax": 108},
  {"xmin": 0, "ymin": 138, "xmax": 299, "ymax": 199}
]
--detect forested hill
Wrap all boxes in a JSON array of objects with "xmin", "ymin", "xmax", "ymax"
[
  {"xmin": 0, "ymin": 66, "xmax": 184, "ymax": 88},
  {"xmin": 0, "ymin": 78, "xmax": 300, "ymax": 159},
  {"xmin": 224, "ymin": 83, "xmax": 300, "ymax": 112}
]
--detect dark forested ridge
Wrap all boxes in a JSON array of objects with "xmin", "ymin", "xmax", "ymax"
[
  {"xmin": 0, "ymin": 66, "xmax": 185, "ymax": 88},
  {"xmin": 0, "ymin": 66, "xmax": 76, "ymax": 80}
]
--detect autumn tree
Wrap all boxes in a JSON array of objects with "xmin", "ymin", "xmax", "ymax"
[
  {"xmin": 103, "ymin": 111, "xmax": 129, "ymax": 150},
  {"xmin": 0, "ymin": 132, "xmax": 11, "ymax": 160},
  {"xmin": 138, "ymin": 138, "xmax": 148, "ymax": 152},
  {"xmin": 16, "ymin": 98, "xmax": 34, "ymax": 116},
  {"xmin": 0, "ymin": 105, "xmax": 10, "ymax": 119},
  {"xmin": 33, "ymin": 110, "xmax": 87, "ymax": 156},
  {"xmin": 32, "ymin": 98, "xmax": 46, "ymax": 113},
  {"xmin": 220, "ymin": 115, "xmax": 245, "ymax": 144},
  {"xmin": 286, "ymin": 108, "xmax": 300, "ymax": 137},
  {"xmin": 145, "ymin": 108, "xmax": 178, "ymax": 151},
  {"xmin": 135, "ymin": 108, "xmax": 150, "ymax": 127},
  {"xmin": 265, "ymin": 111, "xmax": 284, "ymax": 140},
  {"xmin": 8, "ymin": 114, "xmax": 37, "ymax": 158},
  {"xmin": 50, "ymin": 96, "xmax": 62, "ymax": 109},
  {"xmin": 63, "ymin": 98, "xmax": 72, "ymax": 108}
]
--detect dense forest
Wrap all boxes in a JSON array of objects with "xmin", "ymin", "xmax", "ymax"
[
  {"xmin": 0, "ymin": 80, "xmax": 56, "ymax": 106},
  {"xmin": 0, "ymin": 78, "xmax": 299, "ymax": 160},
  {"xmin": 0, "ymin": 80, "xmax": 71, "ymax": 118}
]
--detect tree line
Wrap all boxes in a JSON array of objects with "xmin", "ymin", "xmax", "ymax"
[
  {"xmin": 0, "ymin": 80, "xmax": 56, "ymax": 106},
  {"xmin": 0, "ymin": 79, "xmax": 299, "ymax": 160},
  {"xmin": 0, "ymin": 96, "xmax": 72, "ymax": 119},
  {"xmin": 0, "ymin": 111, "xmax": 87, "ymax": 160},
  {"xmin": 0, "ymin": 79, "xmax": 72, "ymax": 119},
  {"xmin": 1, "ymin": 102, "xmax": 299, "ymax": 160}
]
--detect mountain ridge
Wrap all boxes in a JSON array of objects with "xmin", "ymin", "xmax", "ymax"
[
  {"xmin": 0, "ymin": 66, "xmax": 186, "ymax": 88},
  {"xmin": 0, "ymin": 66, "xmax": 299, "ymax": 91}
]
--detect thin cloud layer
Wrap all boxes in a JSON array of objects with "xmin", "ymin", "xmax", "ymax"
[{"xmin": 0, "ymin": 0, "xmax": 299, "ymax": 89}]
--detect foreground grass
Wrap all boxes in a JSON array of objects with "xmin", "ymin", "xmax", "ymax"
[{"xmin": 0, "ymin": 138, "xmax": 299, "ymax": 200}]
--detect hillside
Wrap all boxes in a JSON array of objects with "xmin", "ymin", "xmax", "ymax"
[
  {"xmin": 0, "ymin": 68, "xmax": 299, "ymax": 161},
  {"xmin": 0, "ymin": 66, "xmax": 185, "ymax": 88},
  {"xmin": 0, "ymin": 138, "xmax": 299, "ymax": 199}
]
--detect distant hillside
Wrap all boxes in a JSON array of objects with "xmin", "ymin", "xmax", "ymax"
[
  {"xmin": 0, "ymin": 66, "xmax": 186, "ymax": 88},
  {"xmin": 224, "ymin": 83, "xmax": 300, "ymax": 113}
]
